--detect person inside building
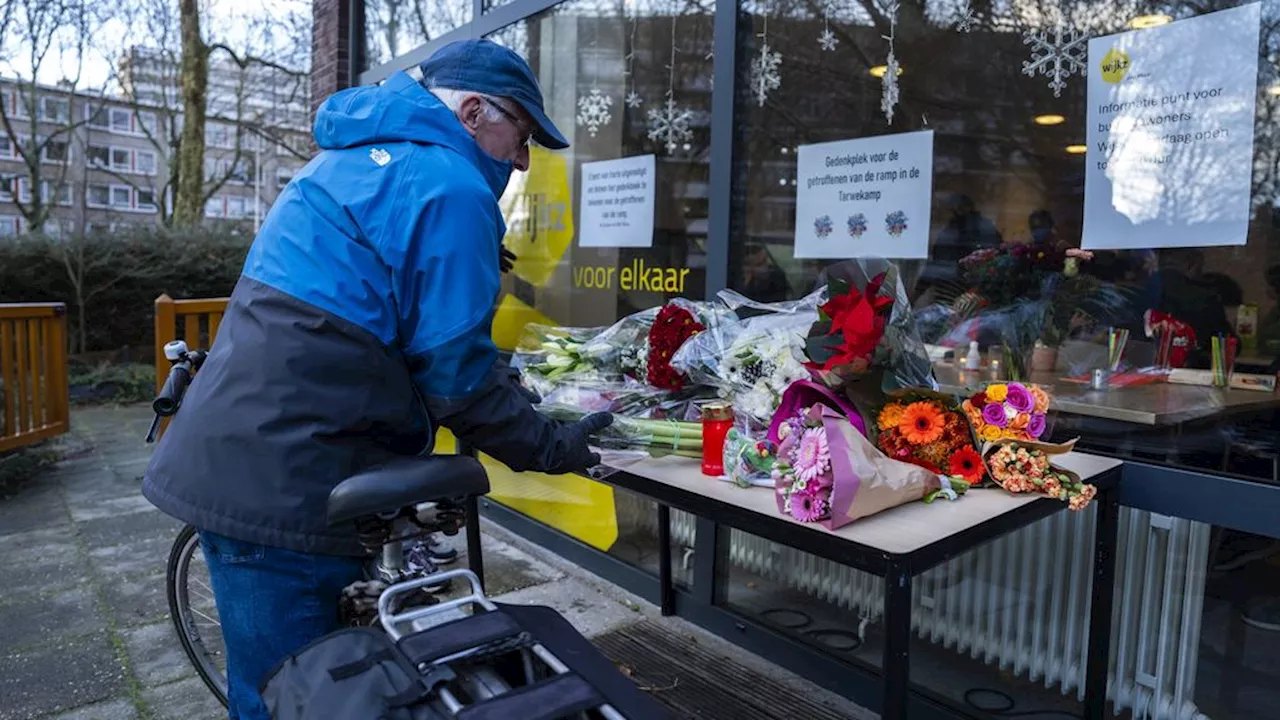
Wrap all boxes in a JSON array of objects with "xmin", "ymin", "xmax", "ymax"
[{"xmin": 140, "ymin": 39, "xmax": 611, "ymax": 720}]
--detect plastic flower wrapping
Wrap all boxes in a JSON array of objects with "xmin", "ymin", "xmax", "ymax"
[
  {"xmin": 670, "ymin": 288, "xmax": 824, "ymax": 427},
  {"xmin": 803, "ymin": 259, "xmax": 936, "ymax": 392},
  {"xmin": 962, "ymin": 382, "xmax": 1052, "ymax": 447},
  {"xmin": 983, "ymin": 438, "xmax": 1096, "ymax": 511}
]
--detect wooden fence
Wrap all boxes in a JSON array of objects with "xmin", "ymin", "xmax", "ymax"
[
  {"xmin": 0, "ymin": 303, "xmax": 70, "ymax": 452},
  {"xmin": 153, "ymin": 294, "xmax": 229, "ymax": 395}
]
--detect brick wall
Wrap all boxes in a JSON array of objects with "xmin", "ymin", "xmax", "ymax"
[{"xmin": 311, "ymin": 0, "xmax": 352, "ymax": 121}]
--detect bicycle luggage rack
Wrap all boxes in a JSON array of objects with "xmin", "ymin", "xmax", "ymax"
[{"xmin": 379, "ymin": 569, "xmax": 627, "ymax": 720}]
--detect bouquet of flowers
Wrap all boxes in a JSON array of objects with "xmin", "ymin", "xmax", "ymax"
[
  {"xmin": 511, "ymin": 324, "xmax": 610, "ymax": 390},
  {"xmin": 984, "ymin": 438, "xmax": 1097, "ymax": 510},
  {"xmin": 874, "ymin": 391, "xmax": 985, "ymax": 484},
  {"xmin": 803, "ymin": 259, "xmax": 936, "ymax": 391},
  {"xmin": 645, "ymin": 301, "xmax": 707, "ymax": 390},
  {"xmin": 962, "ymin": 382, "xmax": 1051, "ymax": 446},
  {"xmin": 671, "ymin": 289, "xmax": 822, "ymax": 426},
  {"xmin": 772, "ymin": 404, "xmax": 967, "ymax": 529}
]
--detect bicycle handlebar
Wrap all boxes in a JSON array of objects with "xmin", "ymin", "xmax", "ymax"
[{"xmin": 145, "ymin": 345, "xmax": 208, "ymax": 443}]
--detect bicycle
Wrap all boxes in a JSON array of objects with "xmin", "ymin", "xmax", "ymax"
[{"xmin": 150, "ymin": 340, "xmax": 654, "ymax": 718}]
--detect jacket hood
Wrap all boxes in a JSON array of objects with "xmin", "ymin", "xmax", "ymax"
[{"xmin": 313, "ymin": 71, "xmax": 512, "ymax": 198}]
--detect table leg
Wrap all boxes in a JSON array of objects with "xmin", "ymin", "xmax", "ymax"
[
  {"xmin": 1084, "ymin": 485, "xmax": 1120, "ymax": 720},
  {"xmin": 657, "ymin": 504, "xmax": 674, "ymax": 616},
  {"xmin": 882, "ymin": 560, "xmax": 912, "ymax": 719},
  {"xmin": 465, "ymin": 494, "xmax": 485, "ymax": 594}
]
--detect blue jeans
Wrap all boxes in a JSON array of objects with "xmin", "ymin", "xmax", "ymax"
[{"xmin": 198, "ymin": 530, "xmax": 365, "ymax": 720}]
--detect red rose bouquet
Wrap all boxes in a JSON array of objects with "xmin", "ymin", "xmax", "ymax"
[{"xmin": 646, "ymin": 303, "xmax": 705, "ymax": 390}]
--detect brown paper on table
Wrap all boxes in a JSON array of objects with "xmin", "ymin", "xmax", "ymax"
[{"xmin": 820, "ymin": 406, "xmax": 942, "ymax": 528}]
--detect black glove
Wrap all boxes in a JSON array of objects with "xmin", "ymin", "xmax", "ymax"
[
  {"xmin": 549, "ymin": 412, "xmax": 613, "ymax": 474},
  {"xmin": 500, "ymin": 246, "xmax": 517, "ymax": 274}
]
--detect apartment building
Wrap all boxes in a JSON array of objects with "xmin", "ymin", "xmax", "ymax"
[{"xmin": 0, "ymin": 66, "xmax": 312, "ymax": 238}]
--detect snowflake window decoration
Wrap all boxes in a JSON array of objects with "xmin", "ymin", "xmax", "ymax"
[
  {"xmin": 818, "ymin": 27, "xmax": 839, "ymax": 52},
  {"xmin": 880, "ymin": 3, "xmax": 901, "ymax": 125},
  {"xmin": 1022, "ymin": 22, "xmax": 1088, "ymax": 98},
  {"xmin": 750, "ymin": 45, "xmax": 783, "ymax": 107},
  {"xmin": 626, "ymin": 91, "xmax": 643, "ymax": 109},
  {"xmin": 576, "ymin": 88, "xmax": 613, "ymax": 138},
  {"xmin": 955, "ymin": 4, "xmax": 977, "ymax": 33},
  {"xmin": 647, "ymin": 97, "xmax": 694, "ymax": 155},
  {"xmin": 647, "ymin": 16, "xmax": 695, "ymax": 155}
]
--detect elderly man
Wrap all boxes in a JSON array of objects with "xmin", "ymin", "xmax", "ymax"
[{"xmin": 142, "ymin": 39, "xmax": 610, "ymax": 719}]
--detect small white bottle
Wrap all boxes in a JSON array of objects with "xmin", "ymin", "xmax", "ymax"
[{"xmin": 965, "ymin": 340, "xmax": 981, "ymax": 370}]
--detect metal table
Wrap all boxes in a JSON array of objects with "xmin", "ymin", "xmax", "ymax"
[
  {"xmin": 586, "ymin": 451, "xmax": 1124, "ymax": 719},
  {"xmin": 932, "ymin": 364, "xmax": 1277, "ymax": 426}
]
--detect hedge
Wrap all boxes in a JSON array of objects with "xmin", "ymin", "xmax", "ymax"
[{"xmin": 0, "ymin": 227, "xmax": 251, "ymax": 357}]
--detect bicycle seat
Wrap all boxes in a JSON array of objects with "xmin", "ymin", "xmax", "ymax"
[{"xmin": 327, "ymin": 455, "xmax": 490, "ymax": 527}]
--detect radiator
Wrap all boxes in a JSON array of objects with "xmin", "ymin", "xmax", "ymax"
[{"xmin": 632, "ymin": 503, "xmax": 1211, "ymax": 720}]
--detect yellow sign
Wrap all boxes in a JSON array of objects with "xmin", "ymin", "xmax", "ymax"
[
  {"xmin": 499, "ymin": 145, "xmax": 574, "ymax": 290},
  {"xmin": 1100, "ymin": 47, "xmax": 1131, "ymax": 84}
]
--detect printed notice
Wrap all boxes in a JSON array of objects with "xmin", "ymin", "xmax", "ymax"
[
  {"xmin": 578, "ymin": 155, "xmax": 656, "ymax": 248},
  {"xmin": 794, "ymin": 130, "xmax": 934, "ymax": 259},
  {"xmin": 1082, "ymin": 4, "xmax": 1261, "ymax": 251}
]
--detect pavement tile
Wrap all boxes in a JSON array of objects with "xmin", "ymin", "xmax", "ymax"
[
  {"xmin": 120, "ymin": 622, "xmax": 194, "ymax": 689},
  {"xmin": 0, "ymin": 477, "xmax": 68, "ymax": 536},
  {"xmin": 0, "ymin": 586, "xmax": 106, "ymax": 652},
  {"xmin": 77, "ymin": 509, "xmax": 182, "ymax": 550},
  {"xmin": 0, "ymin": 631, "xmax": 125, "ymax": 720},
  {"xmin": 87, "ymin": 533, "xmax": 172, "ymax": 578},
  {"xmin": 46, "ymin": 698, "xmax": 139, "ymax": 720},
  {"xmin": 100, "ymin": 571, "xmax": 171, "ymax": 628},
  {"xmin": 0, "ymin": 527, "xmax": 82, "ymax": 597},
  {"xmin": 491, "ymin": 577, "xmax": 647, "ymax": 639},
  {"xmin": 140, "ymin": 676, "xmax": 226, "ymax": 720},
  {"xmin": 67, "ymin": 493, "xmax": 157, "ymax": 524}
]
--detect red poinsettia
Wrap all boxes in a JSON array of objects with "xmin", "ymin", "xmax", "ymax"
[
  {"xmin": 808, "ymin": 271, "xmax": 895, "ymax": 373},
  {"xmin": 646, "ymin": 304, "xmax": 704, "ymax": 390}
]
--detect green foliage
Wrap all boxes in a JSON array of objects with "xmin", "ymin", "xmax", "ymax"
[
  {"xmin": 68, "ymin": 361, "xmax": 157, "ymax": 406},
  {"xmin": 0, "ymin": 442, "xmax": 61, "ymax": 496},
  {"xmin": 0, "ymin": 227, "xmax": 250, "ymax": 355}
]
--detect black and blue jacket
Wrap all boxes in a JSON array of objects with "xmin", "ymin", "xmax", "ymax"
[{"xmin": 143, "ymin": 71, "xmax": 577, "ymax": 557}]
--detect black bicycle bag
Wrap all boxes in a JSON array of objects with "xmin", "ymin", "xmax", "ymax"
[{"xmin": 260, "ymin": 627, "xmax": 450, "ymax": 720}]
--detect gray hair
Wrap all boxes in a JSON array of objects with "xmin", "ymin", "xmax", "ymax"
[{"xmin": 428, "ymin": 86, "xmax": 505, "ymax": 123}]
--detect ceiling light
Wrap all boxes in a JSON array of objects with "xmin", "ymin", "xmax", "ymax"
[
  {"xmin": 1065, "ymin": 145, "xmax": 1087, "ymax": 155},
  {"xmin": 1129, "ymin": 14, "xmax": 1172, "ymax": 29},
  {"xmin": 1034, "ymin": 114, "xmax": 1066, "ymax": 126},
  {"xmin": 869, "ymin": 65, "xmax": 904, "ymax": 78}
]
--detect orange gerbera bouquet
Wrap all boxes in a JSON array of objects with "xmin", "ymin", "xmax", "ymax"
[{"xmin": 874, "ymin": 390, "xmax": 985, "ymax": 484}]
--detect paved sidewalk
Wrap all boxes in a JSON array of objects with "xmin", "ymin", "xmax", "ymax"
[{"xmin": 0, "ymin": 404, "xmax": 871, "ymax": 720}]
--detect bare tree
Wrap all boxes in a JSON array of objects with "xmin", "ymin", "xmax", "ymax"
[
  {"xmin": 101, "ymin": 0, "xmax": 311, "ymax": 227},
  {"xmin": 0, "ymin": 0, "xmax": 103, "ymax": 234}
]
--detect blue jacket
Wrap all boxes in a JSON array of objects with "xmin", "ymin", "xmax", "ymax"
[{"xmin": 143, "ymin": 72, "xmax": 573, "ymax": 556}]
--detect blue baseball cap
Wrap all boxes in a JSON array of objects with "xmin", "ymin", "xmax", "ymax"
[{"xmin": 419, "ymin": 39, "xmax": 569, "ymax": 150}]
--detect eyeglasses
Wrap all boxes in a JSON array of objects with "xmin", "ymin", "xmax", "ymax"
[{"xmin": 482, "ymin": 97, "xmax": 533, "ymax": 149}]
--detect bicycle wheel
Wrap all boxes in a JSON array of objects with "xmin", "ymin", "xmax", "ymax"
[{"xmin": 166, "ymin": 524, "xmax": 229, "ymax": 707}]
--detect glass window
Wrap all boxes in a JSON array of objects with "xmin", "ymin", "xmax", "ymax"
[
  {"xmin": 40, "ymin": 96, "xmax": 69, "ymax": 123},
  {"xmin": 87, "ymin": 145, "xmax": 109, "ymax": 167},
  {"xmin": 0, "ymin": 216, "xmax": 19, "ymax": 236},
  {"xmin": 109, "ymin": 108, "xmax": 133, "ymax": 133},
  {"xmin": 728, "ymin": 0, "xmax": 1280, "ymax": 485},
  {"xmin": 0, "ymin": 177, "xmax": 13, "ymax": 202},
  {"xmin": 277, "ymin": 168, "xmax": 294, "ymax": 188},
  {"xmin": 86, "ymin": 105, "xmax": 110, "ymax": 129},
  {"xmin": 136, "ymin": 150, "xmax": 157, "ymax": 175},
  {"xmin": 136, "ymin": 189, "xmax": 157, "ymax": 211},
  {"xmin": 87, "ymin": 184, "xmax": 110, "ymax": 207},
  {"xmin": 362, "ymin": 0, "xmax": 472, "ymax": 71},
  {"xmin": 39, "ymin": 181, "xmax": 71, "ymax": 206},
  {"xmin": 205, "ymin": 123, "xmax": 233, "ymax": 149},
  {"xmin": 110, "ymin": 186, "xmax": 132, "ymax": 208},
  {"xmin": 41, "ymin": 139, "xmax": 69, "ymax": 164},
  {"xmin": 110, "ymin": 147, "xmax": 131, "ymax": 172},
  {"xmin": 467, "ymin": 0, "xmax": 713, "ymax": 576},
  {"xmin": 226, "ymin": 196, "xmax": 248, "ymax": 218},
  {"xmin": 205, "ymin": 197, "xmax": 223, "ymax": 218}
]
